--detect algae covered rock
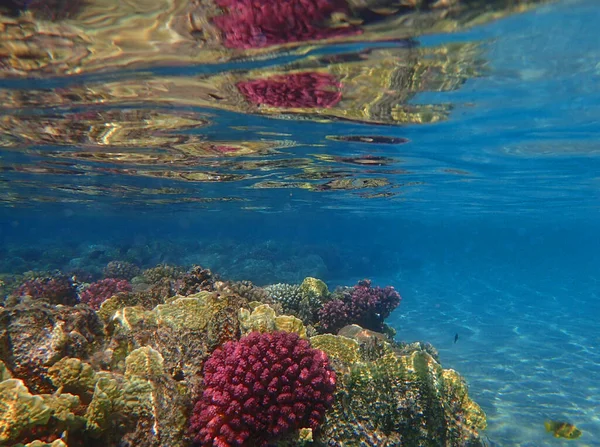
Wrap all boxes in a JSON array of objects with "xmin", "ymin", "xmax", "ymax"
[{"xmin": 0, "ymin": 301, "xmax": 105, "ymax": 393}]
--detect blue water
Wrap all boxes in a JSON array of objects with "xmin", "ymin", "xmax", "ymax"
[{"xmin": 2, "ymin": 0, "xmax": 600, "ymax": 446}]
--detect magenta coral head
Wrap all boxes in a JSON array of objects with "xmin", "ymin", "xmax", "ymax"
[
  {"xmin": 190, "ymin": 331, "xmax": 336, "ymax": 446},
  {"xmin": 237, "ymin": 72, "xmax": 342, "ymax": 109}
]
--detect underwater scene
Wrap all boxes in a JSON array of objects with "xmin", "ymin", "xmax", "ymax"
[{"xmin": 1, "ymin": 0, "xmax": 599, "ymax": 446}]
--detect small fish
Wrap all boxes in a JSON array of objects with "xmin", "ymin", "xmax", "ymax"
[
  {"xmin": 544, "ymin": 420, "xmax": 582, "ymax": 439},
  {"xmin": 454, "ymin": 333, "xmax": 459, "ymax": 344}
]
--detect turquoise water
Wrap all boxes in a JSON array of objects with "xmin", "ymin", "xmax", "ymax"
[{"xmin": 2, "ymin": 0, "xmax": 600, "ymax": 446}]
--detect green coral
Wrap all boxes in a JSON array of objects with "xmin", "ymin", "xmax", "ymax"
[
  {"xmin": 317, "ymin": 342, "xmax": 487, "ymax": 446},
  {"xmin": 299, "ymin": 277, "xmax": 329, "ymax": 301}
]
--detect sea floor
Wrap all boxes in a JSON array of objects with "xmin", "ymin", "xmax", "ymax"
[{"xmin": 390, "ymin": 261, "xmax": 600, "ymax": 447}]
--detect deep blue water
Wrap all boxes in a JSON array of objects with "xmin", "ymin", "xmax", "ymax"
[{"xmin": 2, "ymin": 0, "xmax": 600, "ymax": 446}]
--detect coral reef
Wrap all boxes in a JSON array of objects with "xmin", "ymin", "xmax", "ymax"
[
  {"xmin": 173, "ymin": 265, "xmax": 216, "ymax": 296},
  {"xmin": 264, "ymin": 277, "xmax": 330, "ymax": 325},
  {"xmin": 189, "ymin": 331, "xmax": 336, "ymax": 446},
  {"xmin": 0, "ymin": 301, "xmax": 104, "ymax": 393},
  {"xmin": 264, "ymin": 283, "xmax": 304, "ymax": 313},
  {"xmin": 141, "ymin": 264, "xmax": 185, "ymax": 284},
  {"xmin": 79, "ymin": 278, "xmax": 132, "ymax": 310},
  {"xmin": 0, "ymin": 261, "xmax": 485, "ymax": 447}
]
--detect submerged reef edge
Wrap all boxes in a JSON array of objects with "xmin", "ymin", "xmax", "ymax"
[{"xmin": 0, "ymin": 263, "xmax": 486, "ymax": 447}]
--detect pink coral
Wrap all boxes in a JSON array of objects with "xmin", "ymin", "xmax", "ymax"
[
  {"xmin": 213, "ymin": 0, "xmax": 362, "ymax": 49},
  {"xmin": 190, "ymin": 331, "xmax": 336, "ymax": 446},
  {"xmin": 80, "ymin": 278, "xmax": 132, "ymax": 310},
  {"xmin": 237, "ymin": 72, "xmax": 342, "ymax": 109},
  {"xmin": 15, "ymin": 274, "xmax": 78, "ymax": 305}
]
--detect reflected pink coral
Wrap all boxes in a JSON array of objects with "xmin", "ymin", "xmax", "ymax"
[
  {"xmin": 190, "ymin": 331, "xmax": 336, "ymax": 446},
  {"xmin": 213, "ymin": 0, "xmax": 362, "ymax": 49},
  {"xmin": 237, "ymin": 72, "xmax": 342, "ymax": 108},
  {"xmin": 80, "ymin": 278, "xmax": 132, "ymax": 310}
]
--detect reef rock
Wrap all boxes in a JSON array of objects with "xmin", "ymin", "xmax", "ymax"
[{"xmin": 0, "ymin": 301, "xmax": 105, "ymax": 393}]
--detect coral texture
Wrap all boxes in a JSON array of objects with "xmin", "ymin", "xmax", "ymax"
[
  {"xmin": 237, "ymin": 72, "xmax": 342, "ymax": 109},
  {"xmin": 14, "ymin": 274, "xmax": 78, "ymax": 306},
  {"xmin": 212, "ymin": 0, "xmax": 361, "ymax": 49},
  {"xmin": 80, "ymin": 278, "xmax": 132, "ymax": 310},
  {"xmin": 103, "ymin": 261, "xmax": 140, "ymax": 281},
  {"xmin": 189, "ymin": 331, "xmax": 336, "ymax": 446},
  {"xmin": 318, "ymin": 279, "xmax": 401, "ymax": 333}
]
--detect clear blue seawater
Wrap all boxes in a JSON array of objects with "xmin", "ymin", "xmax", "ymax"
[{"xmin": 1, "ymin": 0, "xmax": 600, "ymax": 446}]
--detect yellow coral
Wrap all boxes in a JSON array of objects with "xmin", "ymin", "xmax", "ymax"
[
  {"xmin": 154, "ymin": 292, "xmax": 223, "ymax": 331},
  {"xmin": 0, "ymin": 379, "xmax": 52, "ymax": 443},
  {"xmin": 310, "ymin": 334, "xmax": 360, "ymax": 365},
  {"xmin": 299, "ymin": 277, "xmax": 329, "ymax": 299},
  {"xmin": 0, "ymin": 360, "xmax": 12, "ymax": 381},
  {"xmin": 48, "ymin": 357, "xmax": 97, "ymax": 392},
  {"xmin": 238, "ymin": 304, "xmax": 307, "ymax": 338},
  {"xmin": 125, "ymin": 346, "xmax": 165, "ymax": 379}
]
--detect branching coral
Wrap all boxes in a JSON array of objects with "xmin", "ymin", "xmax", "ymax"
[
  {"xmin": 79, "ymin": 278, "xmax": 132, "ymax": 310},
  {"xmin": 318, "ymin": 279, "xmax": 401, "ymax": 333},
  {"xmin": 189, "ymin": 331, "xmax": 336, "ymax": 446}
]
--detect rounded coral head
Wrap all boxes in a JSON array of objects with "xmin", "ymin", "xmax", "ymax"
[{"xmin": 190, "ymin": 330, "xmax": 337, "ymax": 446}]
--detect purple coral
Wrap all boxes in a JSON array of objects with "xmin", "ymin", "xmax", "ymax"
[
  {"xmin": 318, "ymin": 299, "xmax": 349, "ymax": 334},
  {"xmin": 318, "ymin": 279, "xmax": 401, "ymax": 333},
  {"xmin": 80, "ymin": 278, "xmax": 132, "ymax": 310},
  {"xmin": 189, "ymin": 331, "xmax": 336, "ymax": 446},
  {"xmin": 15, "ymin": 274, "xmax": 78, "ymax": 305}
]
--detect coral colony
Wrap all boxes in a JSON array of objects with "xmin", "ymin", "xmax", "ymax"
[
  {"xmin": 190, "ymin": 331, "xmax": 336, "ymax": 446},
  {"xmin": 0, "ymin": 262, "xmax": 487, "ymax": 446}
]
